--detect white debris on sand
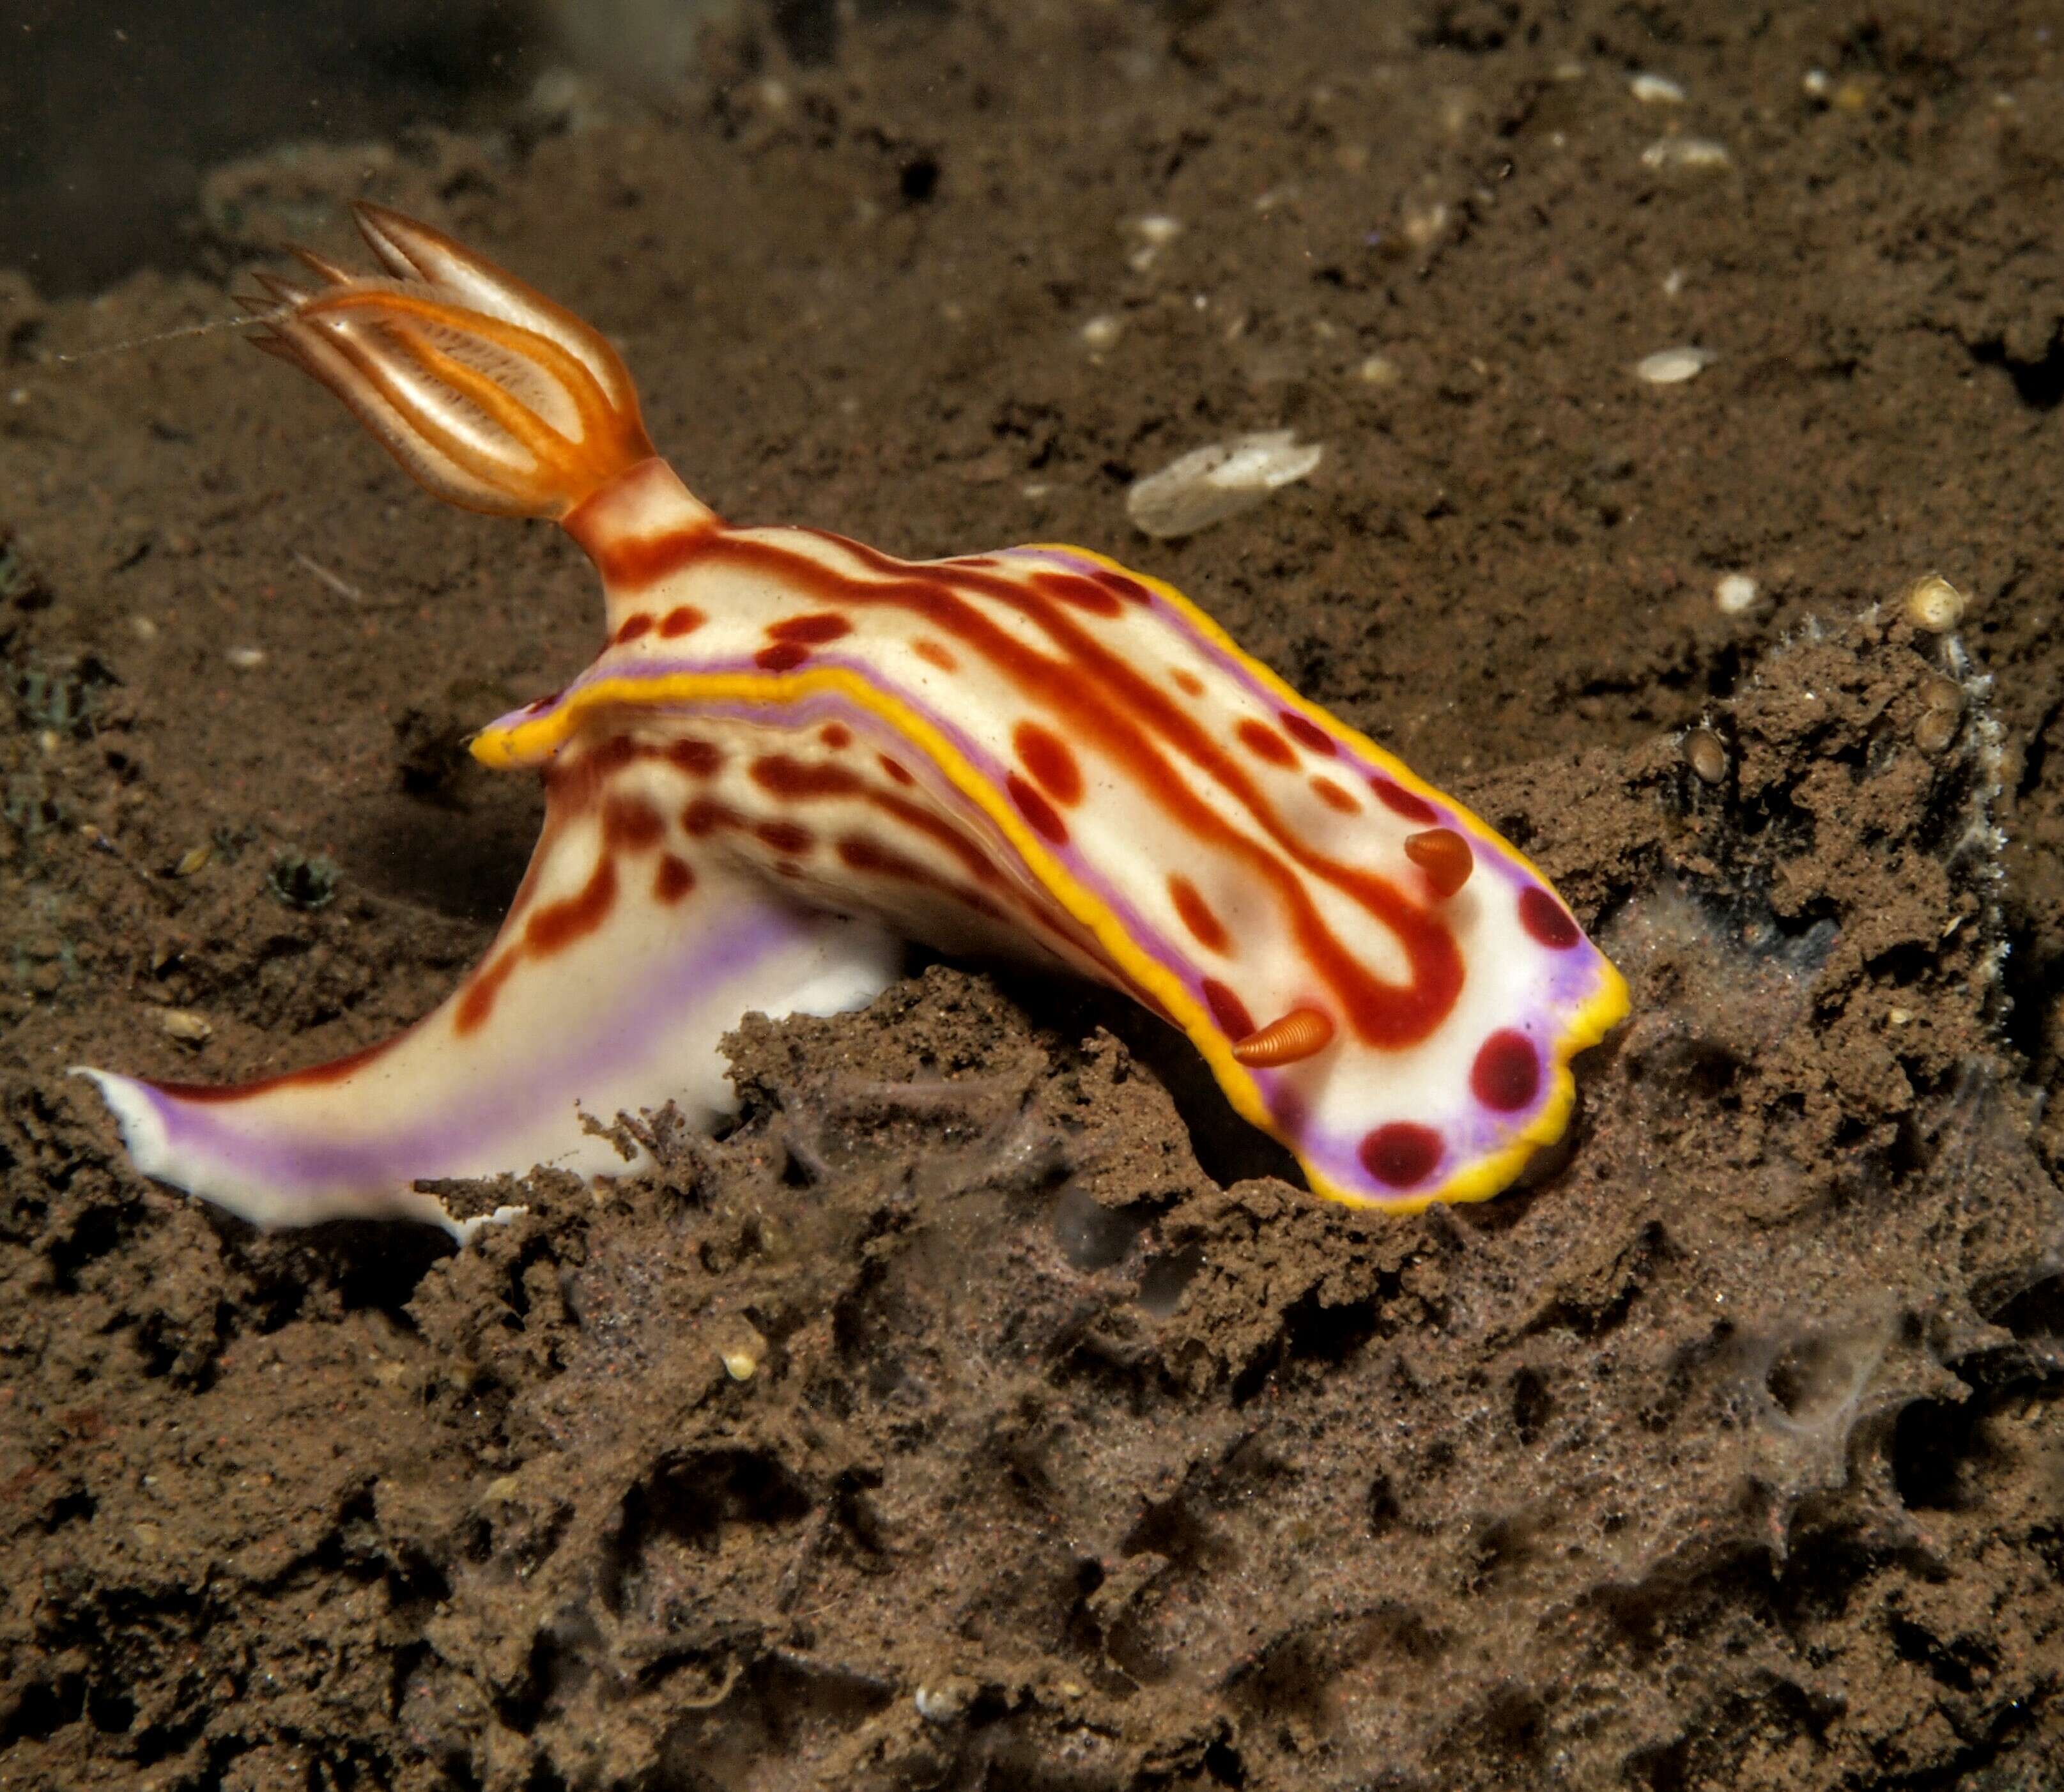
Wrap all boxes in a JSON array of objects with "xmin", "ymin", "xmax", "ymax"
[{"xmin": 1125, "ymin": 431, "xmax": 1325, "ymax": 538}]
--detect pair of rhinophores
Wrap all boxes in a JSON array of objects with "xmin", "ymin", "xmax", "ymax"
[{"xmin": 81, "ymin": 206, "xmax": 1629, "ymax": 1237}]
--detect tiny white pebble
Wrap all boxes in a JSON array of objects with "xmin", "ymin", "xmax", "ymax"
[
  {"xmin": 1887, "ymin": 1007, "xmax": 1914, "ymax": 1026},
  {"xmin": 1354, "ymin": 352, "xmax": 1401, "ymax": 388},
  {"xmin": 1399, "ymin": 197, "xmax": 1449, "ymax": 249},
  {"xmin": 1662, "ymin": 268, "xmax": 1686, "ymax": 296},
  {"xmin": 1635, "ymin": 345, "xmax": 1717, "ymax": 385},
  {"xmin": 226, "ymin": 645, "xmax": 266, "ymax": 669},
  {"xmin": 1803, "ymin": 68, "xmax": 1831, "ymax": 97},
  {"xmin": 159, "ymin": 1008, "xmax": 213, "ymax": 1043},
  {"xmin": 1125, "ymin": 213, "xmax": 1183, "ymax": 272},
  {"xmin": 1641, "ymin": 135, "xmax": 1732, "ymax": 171},
  {"xmin": 1629, "ymin": 71, "xmax": 1686, "ymax": 104},
  {"xmin": 1714, "ymin": 573, "xmax": 1760, "ymax": 615},
  {"xmin": 914, "ymin": 1678, "xmax": 978, "ymax": 1724},
  {"xmin": 1020, "ymin": 481, "xmax": 1051, "ymax": 500},
  {"xmin": 1079, "ymin": 314, "xmax": 1123, "ymax": 353},
  {"xmin": 130, "ymin": 614, "xmax": 159, "ymax": 642},
  {"xmin": 720, "ymin": 1348, "xmax": 759, "ymax": 1382},
  {"xmin": 1902, "ymin": 573, "xmax": 1966, "ymax": 632}
]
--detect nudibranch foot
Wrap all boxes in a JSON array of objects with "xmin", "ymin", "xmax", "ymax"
[
  {"xmin": 81, "ymin": 741, "xmax": 898, "ymax": 1236},
  {"xmin": 84, "ymin": 205, "xmax": 1628, "ymax": 1231}
]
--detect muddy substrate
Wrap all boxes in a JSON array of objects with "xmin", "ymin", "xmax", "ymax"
[{"xmin": 5, "ymin": 3, "xmax": 2064, "ymax": 1788}]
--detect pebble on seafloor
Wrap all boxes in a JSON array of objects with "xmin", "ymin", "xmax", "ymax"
[
  {"xmin": 1629, "ymin": 71, "xmax": 1686, "ymax": 104},
  {"xmin": 1902, "ymin": 573, "xmax": 1966, "ymax": 632},
  {"xmin": 1125, "ymin": 430, "xmax": 1324, "ymax": 538},
  {"xmin": 159, "ymin": 1009, "xmax": 213, "ymax": 1044},
  {"xmin": 1683, "ymin": 728, "xmax": 1727, "ymax": 785},
  {"xmin": 1079, "ymin": 314, "xmax": 1122, "ymax": 353},
  {"xmin": 914, "ymin": 1678, "xmax": 980, "ymax": 1724},
  {"xmin": 712, "ymin": 1315, "xmax": 766, "ymax": 1382},
  {"xmin": 1635, "ymin": 346, "xmax": 1717, "ymax": 385},
  {"xmin": 1714, "ymin": 573, "xmax": 1760, "ymax": 616}
]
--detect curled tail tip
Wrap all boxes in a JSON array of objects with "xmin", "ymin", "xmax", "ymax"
[{"xmin": 246, "ymin": 206, "xmax": 658, "ymax": 521}]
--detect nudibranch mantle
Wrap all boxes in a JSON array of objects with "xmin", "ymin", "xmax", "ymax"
[{"xmin": 81, "ymin": 206, "xmax": 1627, "ymax": 1235}]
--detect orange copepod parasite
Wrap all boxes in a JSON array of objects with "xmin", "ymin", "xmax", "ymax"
[{"xmin": 80, "ymin": 206, "xmax": 1628, "ymax": 1236}]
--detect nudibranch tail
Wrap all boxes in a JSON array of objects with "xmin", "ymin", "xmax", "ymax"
[
  {"xmin": 248, "ymin": 203, "xmax": 663, "ymax": 520},
  {"xmin": 79, "ymin": 750, "xmax": 899, "ymax": 1237}
]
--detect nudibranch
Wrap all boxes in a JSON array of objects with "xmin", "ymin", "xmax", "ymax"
[{"xmin": 81, "ymin": 206, "xmax": 1628, "ymax": 1235}]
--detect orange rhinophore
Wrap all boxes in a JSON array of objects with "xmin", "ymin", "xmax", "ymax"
[{"xmin": 247, "ymin": 205, "xmax": 663, "ymax": 520}]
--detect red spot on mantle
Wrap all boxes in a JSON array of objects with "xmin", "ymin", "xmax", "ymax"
[
  {"xmin": 1007, "ymin": 771, "xmax": 1070, "ymax": 845},
  {"xmin": 767, "ymin": 612, "xmax": 852, "ymax": 645},
  {"xmin": 1518, "ymin": 886, "xmax": 1581, "ymax": 950},
  {"xmin": 1014, "ymin": 720, "xmax": 1084, "ymax": 806},
  {"xmin": 1369, "ymin": 777, "xmax": 1438, "ymax": 825},
  {"xmin": 1359, "ymin": 1122, "xmax": 1442, "ymax": 1189},
  {"xmin": 667, "ymin": 738, "xmax": 723, "ymax": 778},
  {"xmin": 652, "ymin": 854, "xmax": 696, "ymax": 904},
  {"xmin": 1471, "ymin": 1030, "xmax": 1540, "ymax": 1112},
  {"xmin": 1280, "ymin": 711, "xmax": 1336, "ymax": 756},
  {"xmin": 601, "ymin": 795, "xmax": 664, "ymax": 853},
  {"xmin": 1236, "ymin": 718, "xmax": 1297, "ymax": 767},
  {"xmin": 1168, "ymin": 874, "xmax": 1229, "ymax": 954},
  {"xmin": 1201, "ymin": 977, "xmax": 1256, "ymax": 1040}
]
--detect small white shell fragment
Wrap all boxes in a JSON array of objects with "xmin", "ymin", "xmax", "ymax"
[
  {"xmin": 1355, "ymin": 351, "xmax": 1401, "ymax": 388},
  {"xmin": 1902, "ymin": 573, "xmax": 1966, "ymax": 632},
  {"xmin": 1803, "ymin": 68, "xmax": 1831, "ymax": 97},
  {"xmin": 1125, "ymin": 213, "xmax": 1183, "ymax": 272},
  {"xmin": 1642, "ymin": 135, "xmax": 1732, "ymax": 171},
  {"xmin": 1629, "ymin": 71, "xmax": 1686, "ymax": 104},
  {"xmin": 1714, "ymin": 573, "xmax": 1760, "ymax": 615},
  {"xmin": 1079, "ymin": 314, "xmax": 1123, "ymax": 353},
  {"xmin": 226, "ymin": 645, "xmax": 266, "ymax": 670},
  {"xmin": 714, "ymin": 1316, "xmax": 766, "ymax": 1382},
  {"xmin": 130, "ymin": 614, "xmax": 159, "ymax": 642},
  {"xmin": 1635, "ymin": 346, "xmax": 1717, "ymax": 385},
  {"xmin": 159, "ymin": 1008, "xmax": 213, "ymax": 1044},
  {"xmin": 1125, "ymin": 431, "xmax": 1324, "ymax": 539},
  {"xmin": 914, "ymin": 1677, "xmax": 980, "ymax": 1724}
]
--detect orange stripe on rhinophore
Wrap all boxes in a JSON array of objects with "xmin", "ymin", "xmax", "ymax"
[
  {"xmin": 313, "ymin": 320, "xmax": 526, "ymax": 500},
  {"xmin": 390, "ymin": 325, "xmax": 572, "ymax": 466}
]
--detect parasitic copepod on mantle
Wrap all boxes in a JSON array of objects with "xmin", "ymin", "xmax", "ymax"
[{"xmin": 78, "ymin": 205, "xmax": 1628, "ymax": 1235}]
